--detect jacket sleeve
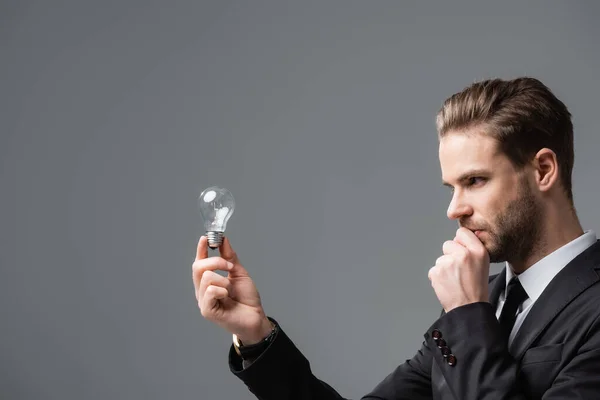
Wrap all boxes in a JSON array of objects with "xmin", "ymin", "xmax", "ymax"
[
  {"xmin": 229, "ymin": 317, "xmax": 434, "ymax": 400},
  {"xmin": 424, "ymin": 301, "xmax": 600, "ymax": 400}
]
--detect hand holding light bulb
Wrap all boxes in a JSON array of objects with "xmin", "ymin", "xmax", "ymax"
[{"xmin": 193, "ymin": 186, "xmax": 273, "ymax": 344}]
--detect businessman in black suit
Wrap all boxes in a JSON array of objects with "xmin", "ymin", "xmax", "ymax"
[{"xmin": 192, "ymin": 76, "xmax": 600, "ymax": 399}]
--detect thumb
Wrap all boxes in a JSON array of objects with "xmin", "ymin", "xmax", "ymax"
[
  {"xmin": 219, "ymin": 236, "xmax": 249, "ymax": 276},
  {"xmin": 219, "ymin": 236, "xmax": 240, "ymax": 264}
]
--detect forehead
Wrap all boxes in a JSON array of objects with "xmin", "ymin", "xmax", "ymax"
[{"xmin": 438, "ymin": 131, "xmax": 507, "ymax": 181}]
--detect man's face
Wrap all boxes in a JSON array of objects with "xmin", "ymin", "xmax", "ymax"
[{"xmin": 439, "ymin": 130, "xmax": 542, "ymax": 263}]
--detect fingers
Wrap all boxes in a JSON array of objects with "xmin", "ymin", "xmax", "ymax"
[
  {"xmin": 196, "ymin": 236, "xmax": 209, "ymax": 260},
  {"xmin": 442, "ymin": 240, "xmax": 463, "ymax": 255},
  {"xmin": 428, "ymin": 264, "xmax": 440, "ymax": 281},
  {"xmin": 219, "ymin": 236, "xmax": 250, "ymax": 276},
  {"xmin": 429, "ymin": 255, "xmax": 450, "ymax": 280},
  {"xmin": 200, "ymin": 285, "xmax": 230, "ymax": 319},
  {"xmin": 219, "ymin": 236, "xmax": 239, "ymax": 263},
  {"xmin": 454, "ymin": 227, "xmax": 481, "ymax": 249},
  {"xmin": 428, "ymin": 261, "xmax": 437, "ymax": 280},
  {"xmin": 454, "ymin": 227, "xmax": 488, "ymax": 259},
  {"xmin": 192, "ymin": 257, "xmax": 233, "ymax": 293},
  {"xmin": 197, "ymin": 270, "xmax": 232, "ymax": 302}
]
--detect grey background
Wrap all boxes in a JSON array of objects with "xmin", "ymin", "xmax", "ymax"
[{"xmin": 1, "ymin": 1, "xmax": 599, "ymax": 399}]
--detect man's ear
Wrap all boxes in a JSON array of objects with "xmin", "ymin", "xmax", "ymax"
[{"xmin": 533, "ymin": 148, "xmax": 559, "ymax": 193}]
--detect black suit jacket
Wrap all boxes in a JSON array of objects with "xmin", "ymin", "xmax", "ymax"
[{"xmin": 229, "ymin": 240, "xmax": 600, "ymax": 399}]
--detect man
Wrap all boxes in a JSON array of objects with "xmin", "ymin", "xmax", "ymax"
[{"xmin": 192, "ymin": 77, "xmax": 600, "ymax": 399}]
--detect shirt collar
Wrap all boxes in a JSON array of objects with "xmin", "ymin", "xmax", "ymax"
[{"xmin": 505, "ymin": 230, "xmax": 597, "ymax": 302}]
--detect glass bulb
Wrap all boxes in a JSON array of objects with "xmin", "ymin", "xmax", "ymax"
[{"xmin": 198, "ymin": 186, "xmax": 235, "ymax": 248}]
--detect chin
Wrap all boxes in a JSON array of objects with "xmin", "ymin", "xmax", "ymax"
[
  {"xmin": 489, "ymin": 255, "xmax": 505, "ymax": 264},
  {"xmin": 488, "ymin": 249, "xmax": 507, "ymax": 264},
  {"xmin": 485, "ymin": 245, "xmax": 502, "ymax": 263}
]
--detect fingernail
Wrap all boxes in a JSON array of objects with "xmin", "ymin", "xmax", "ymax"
[{"xmin": 227, "ymin": 262, "xmax": 234, "ymax": 269}]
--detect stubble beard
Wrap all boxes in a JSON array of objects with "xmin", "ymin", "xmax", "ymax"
[{"xmin": 486, "ymin": 183, "xmax": 544, "ymax": 264}]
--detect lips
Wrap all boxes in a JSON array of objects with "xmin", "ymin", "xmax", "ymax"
[
  {"xmin": 463, "ymin": 227, "xmax": 483, "ymax": 235},
  {"xmin": 460, "ymin": 224, "xmax": 485, "ymax": 237}
]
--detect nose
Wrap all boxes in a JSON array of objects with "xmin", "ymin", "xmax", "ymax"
[{"xmin": 447, "ymin": 191, "xmax": 473, "ymax": 220}]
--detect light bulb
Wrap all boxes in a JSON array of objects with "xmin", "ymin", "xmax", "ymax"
[{"xmin": 198, "ymin": 186, "xmax": 235, "ymax": 249}]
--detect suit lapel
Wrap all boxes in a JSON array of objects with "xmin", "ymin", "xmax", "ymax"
[
  {"xmin": 508, "ymin": 240, "xmax": 600, "ymax": 359},
  {"xmin": 488, "ymin": 268, "xmax": 506, "ymax": 310}
]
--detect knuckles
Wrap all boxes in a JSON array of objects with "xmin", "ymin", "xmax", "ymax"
[
  {"xmin": 428, "ymin": 266, "xmax": 437, "ymax": 280},
  {"xmin": 206, "ymin": 285, "xmax": 222, "ymax": 296},
  {"xmin": 442, "ymin": 240, "xmax": 454, "ymax": 254},
  {"xmin": 200, "ymin": 270, "xmax": 233, "ymax": 294},
  {"xmin": 199, "ymin": 304, "xmax": 211, "ymax": 318},
  {"xmin": 200, "ymin": 269, "xmax": 218, "ymax": 283},
  {"xmin": 455, "ymin": 248, "xmax": 469, "ymax": 263},
  {"xmin": 472, "ymin": 245, "xmax": 487, "ymax": 259}
]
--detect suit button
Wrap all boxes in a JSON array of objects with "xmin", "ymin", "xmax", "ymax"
[
  {"xmin": 441, "ymin": 346, "xmax": 451, "ymax": 357},
  {"xmin": 437, "ymin": 339, "xmax": 447, "ymax": 348},
  {"xmin": 447, "ymin": 354, "xmax": 457, "ymax": 366},
  {"xmin": 432, "ymin": 329, "xmax": 443, "ymax": 341}
]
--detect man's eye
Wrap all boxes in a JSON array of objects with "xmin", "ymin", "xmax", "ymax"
[{"xmin": 467, "ymin": 177, "xmax": 486, "ymax": 186}]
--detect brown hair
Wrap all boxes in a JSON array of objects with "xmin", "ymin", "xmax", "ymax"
[{"xmin": 436, "ymin": 77, "xmax": 574, "ymax": 202}]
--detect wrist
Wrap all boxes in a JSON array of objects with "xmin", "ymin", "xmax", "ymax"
[
  {"xmin": 237, "ymin": 317, "xmax": 275, "ymax": 345},
  {"xmin": 232, "ymin": 317, "xmax": 278, "ymax": 361},
  {"xmin": 445, "ymin": 299, "xmax": 489, "ymax": 313}
]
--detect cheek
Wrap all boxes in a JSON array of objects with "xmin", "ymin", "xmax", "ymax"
[{"xmin": 472, "ymin": 190, "xmax": 507, "ymax": 226}]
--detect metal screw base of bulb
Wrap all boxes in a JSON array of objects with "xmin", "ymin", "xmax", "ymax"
[{"xmin": 207, "ymin": 231, "xmax": 224, "ymax": 249}]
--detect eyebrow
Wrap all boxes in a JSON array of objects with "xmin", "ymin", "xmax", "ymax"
[{"xmin": 442, "ymin": 169, "xmax": 490, "ymax": 187}]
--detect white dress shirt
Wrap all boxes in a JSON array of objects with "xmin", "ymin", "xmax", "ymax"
[{"xmin": 494, "ymin": 230, "xmax": 597, "ymax": 346}]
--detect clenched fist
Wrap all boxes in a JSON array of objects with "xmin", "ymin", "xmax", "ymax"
[
  {"xmin": 428, "ymin": 227, "xmax": 491, "ymax": 312},
  {"xmin": 192, "ymin": 236, "xmax": 273, "ymax": 344}
]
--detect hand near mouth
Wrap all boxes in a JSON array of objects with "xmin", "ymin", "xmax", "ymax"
[{"xmin": 428, "ymin": 227, "xmax": 491, "ymax": 312}]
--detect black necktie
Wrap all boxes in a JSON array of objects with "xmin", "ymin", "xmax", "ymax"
[{"xmin": 498, "ymin": 276, "xmax": 529, "ymax": 342}]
